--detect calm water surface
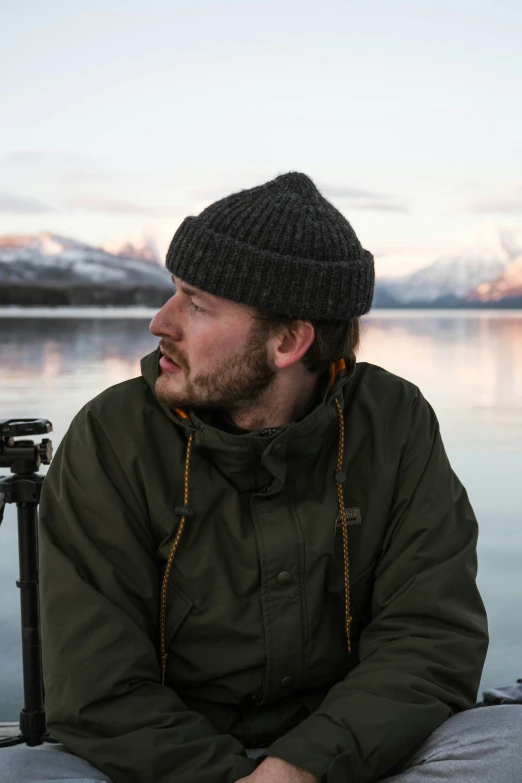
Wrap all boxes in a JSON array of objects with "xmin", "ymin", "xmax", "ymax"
[{"xmin": 0, "ymin": 309, "xmax": 521, "ymax": 720}]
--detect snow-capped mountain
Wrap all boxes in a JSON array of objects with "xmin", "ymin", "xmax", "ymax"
[
  {"xmin": 0, "ymin": 232, "xmax": 172, "ymax": 305},
  {"xmin": 375, "ymin": 233, "xmax": 522, "ymax": 306},
  {"xmin": 378, "ymin": 250, "xmax": 510, "ymax": 304},
  {"xmin": 469, "ymin": 254, "xmax": 522, "ymax": 302},
  {"xmin": 101, "ymin": 237, "xmax": 161, "ymax": 265}
]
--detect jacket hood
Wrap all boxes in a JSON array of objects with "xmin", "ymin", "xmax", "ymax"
[{"xmin": 140, "ymin": 346, "xmax": 356, "ymax": 493}]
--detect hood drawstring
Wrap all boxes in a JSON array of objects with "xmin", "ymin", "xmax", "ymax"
[{"xmin": 160, "ymin": 362, "xmax": 351, "ymax": 685}]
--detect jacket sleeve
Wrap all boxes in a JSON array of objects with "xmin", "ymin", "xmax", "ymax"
[
  {"xmin": 39, "ymin": 405, "xmax": 255, "ymax": 783},
  {"xmin": 264, "ymin": 390, "xmax": 489, "ymax": 783}
]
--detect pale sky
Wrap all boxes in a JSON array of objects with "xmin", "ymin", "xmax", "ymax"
[{"xmin": 1, "ymin": 0, "xmax": 521, "ymax": 277}]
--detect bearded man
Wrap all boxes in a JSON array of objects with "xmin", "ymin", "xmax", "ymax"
[{"xmin": 6, "ymin": 173, "xmax": 521, "ymax": 783}]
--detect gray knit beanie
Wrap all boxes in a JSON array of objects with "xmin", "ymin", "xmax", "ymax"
[{"xmin": 166, "ymin": 172, "xmax": 374, "ymax": 320}]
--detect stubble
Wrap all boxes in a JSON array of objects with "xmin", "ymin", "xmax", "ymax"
[{"xmin": 154, "ymin": 319, "xmax": 276, "ymax": 414}]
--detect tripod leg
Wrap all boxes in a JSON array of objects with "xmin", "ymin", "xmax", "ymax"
[{"xmin": 16, "ymin": 500, "xmax": 46, "ymax": 746}]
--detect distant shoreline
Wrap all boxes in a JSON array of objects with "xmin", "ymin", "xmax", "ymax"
[{"xmin": 1, "ymin": 306, "xmax": 522, "ymax": 319}]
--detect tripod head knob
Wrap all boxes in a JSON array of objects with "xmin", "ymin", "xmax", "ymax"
[
  {"xmin": 37, "ymin": 439, "xmax": 53, "ymax": 466},
  {"xmin": 0, "ymin": 419, "xmax": 53, "ymax": 472}
]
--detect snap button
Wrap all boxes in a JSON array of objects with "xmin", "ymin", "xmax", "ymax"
[
  {"xmin": 280, "ymin": 676, "xmax": 293, "ymax": 688},
  {"xmin": 277, "ymin": 571, "xmax": 292, "ymax": 586}
]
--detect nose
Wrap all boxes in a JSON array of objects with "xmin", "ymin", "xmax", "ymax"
[{"xmin": 149, "ymin": 294, "xmax": 182, "ymax": 340}]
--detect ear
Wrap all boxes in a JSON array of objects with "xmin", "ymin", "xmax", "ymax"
[{"xmin": 271, "ymin": 321, "xmax": 315, "ymax": 370}]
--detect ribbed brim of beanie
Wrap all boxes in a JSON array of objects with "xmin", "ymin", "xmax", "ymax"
[{"xmin": 166, "ymin": 172, "xmax": 375, "ymax": 320}]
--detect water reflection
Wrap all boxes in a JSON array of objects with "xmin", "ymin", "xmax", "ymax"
[
  {"xmin": 1, "ymin": 317, "xmax": 157, "ymax": 367},
  {"xmin": 360, "ymin": 313, "xmax": 522, "ymax": 453},
  {"xmin": 0, "ymin": 317, "xmax": 158, "ymax": 443}
]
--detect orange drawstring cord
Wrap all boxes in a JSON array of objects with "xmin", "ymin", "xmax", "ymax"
[{"xmin": 160, "ymin": 431, "xmax": 194, "ymax": 685}]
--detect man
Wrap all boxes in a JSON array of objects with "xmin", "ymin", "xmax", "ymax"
[{"xmin": 5, "ymin": 172, "xmax": 521, "ymax": 783}]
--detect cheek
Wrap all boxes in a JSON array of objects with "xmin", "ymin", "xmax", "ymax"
[
  {"xmin": 189, "ymin": 317, "xmax": 252, "ymax": 362},
  {"xmin": 188, "ymin": 327, "xmax": 221, "ymax": 363}
]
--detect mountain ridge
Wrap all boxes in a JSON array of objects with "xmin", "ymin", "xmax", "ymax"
[
  {"xmin": 375, "ymin": 234, "xmax": 522, "ymax": 307},
  {"xmin": 1, "ymin": 231, "xmax": 522, "ymax": 308},
  {"xmin": 0, "ymin": 232, "xmax": 172, "ymax": 306}
]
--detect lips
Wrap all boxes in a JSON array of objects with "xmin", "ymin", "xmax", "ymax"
[
  {"xmin": 161, "ymin": 351, "xmax": 179, "ymax": 366},
  {"xmin": 159, "ymin": 347, "xmax": 183, "ymax": 374},
  {"xmin": 159, "ymin": 346, "xmax": 181, "ymax": 365}
]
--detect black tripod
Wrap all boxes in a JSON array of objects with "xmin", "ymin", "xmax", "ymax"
[{"xmin": 0, "ymin": 418, "xmax": 57, "ymax": 748}]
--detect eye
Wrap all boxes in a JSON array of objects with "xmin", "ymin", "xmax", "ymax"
[{"xmin": 189, "ymin": 302, "xmax": 205, "ymax": 313}]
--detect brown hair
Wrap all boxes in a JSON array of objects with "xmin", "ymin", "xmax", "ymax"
[{"xmin": 253, "ymin": 311, "xmax": 361, "ymax": 375}]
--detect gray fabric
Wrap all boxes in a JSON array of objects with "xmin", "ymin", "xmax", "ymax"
[
  {"xmin": 1, "ymin": 706, "xmax": 521, "ymax": 782},
  {"xmin": 0, "ymin": 743, "xmax": 264, "ymax": 782},
  {"xmin": 0, "ymin": 740, "xmax": 111, "ymax": 782},
  {"xmin": 380, "ymin": 705, "xmax": 522, "ymax": 782},
  {"xmin": 477, "ymin": 680, "xmax": 522, "ymax": 706},
  {"xmin": 166, "ymin": 171, "xmax": 375, "ymax": 320}
]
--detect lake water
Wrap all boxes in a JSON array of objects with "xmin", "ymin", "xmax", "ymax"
[{"xmin": 1, "ymin": 309, "xmax": 521, "ymax": 721}]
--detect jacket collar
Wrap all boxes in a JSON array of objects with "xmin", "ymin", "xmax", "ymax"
[{"xmin": 141, "ymin": 347, "xmax": 356, "ymax": 493}]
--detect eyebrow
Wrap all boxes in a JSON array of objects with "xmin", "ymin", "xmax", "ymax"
[{"xmin": 172, "ymin": 276, "xmax": 214, "ymax": 303}]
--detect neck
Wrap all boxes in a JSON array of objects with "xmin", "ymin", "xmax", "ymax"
[{"xmin": 229, "ymin": 367, "xmax": 321, "ymax": 431}]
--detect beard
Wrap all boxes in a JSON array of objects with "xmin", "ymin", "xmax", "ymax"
[{"xmin": 154, "ymin": 319, "xmax": 277, "ymax": 414}]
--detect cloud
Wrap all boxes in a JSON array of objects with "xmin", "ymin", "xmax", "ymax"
[
  {"xmin": 66, "ymin": 196, "xmax": 179, "ymax": 216},
  {"xmin": 320, "ymin": 184, "xmax": 408, "ymax": 213},
  {"xmin": 0, "ymin": 150, "xmax": 114, "ymax": 190},
  {"xmin": 0, "ymin": 192, "xmax": 53, "ymax": 213},
  {"xmin": 0, "ymin": 150, "xmax": 124, "ymax": 204},
  {"xmin": 469, "ymin": 199, "xmax": 522, "ymax": 214},
  {"xmin": 467, "ymin": 186, "xmax": 522, "ymax": 214},
  {"xmin": 0, "ymin": 189, "xmax": 179, "ymax": 217},
  {"xmin": 0, "ymin": 149, "xmax": 96, "ymax": 171},
  {"xmin": 187, "ymin": 186, "xmax": 234, "ymax": 201},
  {"xmin": 349, "ymin": 201, "xmax": 409, "ymax": 213},
  {"xmin": 320, "ymin": 185, "xmax": 379, "ymax": 199}
]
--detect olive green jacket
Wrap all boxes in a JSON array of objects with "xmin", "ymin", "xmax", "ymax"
[{"xmin": 39, "ymin": 347, "xmax": 488, "ymax": 783}]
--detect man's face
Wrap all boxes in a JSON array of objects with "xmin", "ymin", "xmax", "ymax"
[{"xmin": 149, "ymin": 275, "xmax": 276, "ymax": 412}]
